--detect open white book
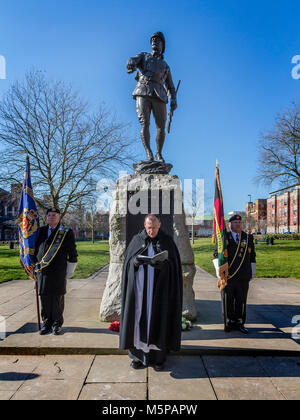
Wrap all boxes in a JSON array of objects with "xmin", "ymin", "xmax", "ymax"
[{"xmin": 136, "ymin": 250, "xmax": 168, "ymax": 265}]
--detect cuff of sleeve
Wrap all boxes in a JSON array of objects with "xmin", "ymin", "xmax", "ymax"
[
  {"xmin": 212, "ymin": 259, "xmax": 221, "ymax": 279},
  {"xmin": 66, "ymin": 262, "xmax": 77, "ymax": 279},
  {"xmin": 251, "ymin": 262, "xmax": 256, "ymax": 279}
]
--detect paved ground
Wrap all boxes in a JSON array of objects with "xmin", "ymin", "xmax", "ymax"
[
  {"xmin": 1, "ymin": 354, "xmax": 300, "ymax": 400},
  {"xmin": 0, "ymin": 266, "xmax": 300, "ymax": 399}
]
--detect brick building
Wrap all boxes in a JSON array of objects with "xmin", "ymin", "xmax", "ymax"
[
  {"xmin": 246, "ymin": 199, "xmax": 267, "ymax": 233},
  {"xmin": 267, "ymin": 184, "xmax": 300, "ymax": 233},
  {"xmin": 0, "ymin": 185, "xmax": 20, "ymax": 241}
]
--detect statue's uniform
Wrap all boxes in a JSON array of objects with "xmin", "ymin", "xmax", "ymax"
[
  {"xmin": 214, "ymin": 231, "xmax": 256, "ymax": 328},
  {"xmin": 127, "ymin": 52, "xmax": 176, "ymax": 158},
  {"xmin": 35, "ymin": 224, "xmax": 78, "ymax": 330}
]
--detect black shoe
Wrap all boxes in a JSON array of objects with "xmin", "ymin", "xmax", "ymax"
[
  {"xmin": 130, "ymin": 360, "xmax": 144, "ymax": 370},
  {"xmin": 154, "ymin": 363, "xmax": 165, "ymax": 372},
  {"xmin": 40, "ymin": 326, "xmax": 51, "ymax": 335},
  {"xmin": 52, "ymin": 326, "xmax": 62, "ymax": 335},
  {"xmin": 238, "ymin": 325, "xmax": 248, "ymax": 334},
  {"xmin": 224, "ymin": 326, "xmax": 231, "ymax": 333}
]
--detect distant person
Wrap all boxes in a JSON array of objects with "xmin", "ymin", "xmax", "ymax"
[
  {"xmin": 120, "ymin": 214, "xmax": 182, "ymax": 371},
  {"xmin": 34, "ymin": 208, "xmax": 78, "ymax": 335},
  {"xmin": 213, "ymin": 214, "xmax": 256, "ymax": 334}
]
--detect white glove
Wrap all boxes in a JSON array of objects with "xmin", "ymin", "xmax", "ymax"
[
  {"xmin": 251, "ymin": 262, "xmax": 256, "ymax": 279},
  {"xmin": 66, "ymin": 262, "xmax": 77, "ymax": 279},
  {"xmin": 213, "ymin": 259, "xmax": 221, "ymax": 279}
]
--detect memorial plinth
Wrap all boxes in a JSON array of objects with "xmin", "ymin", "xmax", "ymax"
[{"xmin": 99, "ymin": 172, "xmax": 197, "ymax": 322}]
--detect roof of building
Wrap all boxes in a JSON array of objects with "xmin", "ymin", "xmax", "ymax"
[
  {"xmin": 0, "ymin": 188, "xmax": 10, "ymax": 195},
  {"xmin": 269, "ymin": 183, "xmax": 300, "ymax": 196}
]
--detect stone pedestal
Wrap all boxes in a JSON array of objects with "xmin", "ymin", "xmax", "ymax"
[{"xmin": 99, "ymin": 173, "xmax": 197, "ymax": 322}]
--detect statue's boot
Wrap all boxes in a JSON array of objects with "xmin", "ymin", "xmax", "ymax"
[
  {"xmin": 141, "ymin": 136, "xmax": 154, "ymax": 161},
  {"xmin": 155, "ymin": 152, "xmax": 165, "ymax": 163},
  {"xmin": 155, "ymin": 129, "xmax": 165, "ymax": 162},
  {"xmin": 146, "ymin": 149, "xmax": 154, "ymax": 161}
]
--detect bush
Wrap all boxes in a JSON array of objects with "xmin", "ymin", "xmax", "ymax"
[{"xmin": 263, "ymin": 233, "xmax": 300, "ymax": 240}]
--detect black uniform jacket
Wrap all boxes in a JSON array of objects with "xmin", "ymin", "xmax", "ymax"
[
  {"xmin": 119, "ymin": 229, "xmax": 183, "ymax": 352},
  {"xmin": 34, "ymin": 224, "xmax": 78, "ymax": 296},
  {"xmin": 214, "ymin": 231, "xmax": 256, "ymax": 282}
]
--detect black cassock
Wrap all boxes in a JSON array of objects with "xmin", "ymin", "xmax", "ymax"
[{"xmin": 119, "ymin": 229, "xmax": 183, "ymax": 357}]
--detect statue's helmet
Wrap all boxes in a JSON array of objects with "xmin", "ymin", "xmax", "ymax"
[{"xmin": 150, "ymin": 32, "xmax": 165, "ymax": 53}]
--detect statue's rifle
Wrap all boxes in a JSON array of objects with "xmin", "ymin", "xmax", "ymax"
[{"xmin": 167, "ymin": 80, "xmax": 181, "ymax": 134}]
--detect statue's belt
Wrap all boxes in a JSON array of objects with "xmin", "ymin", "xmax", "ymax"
[
  {"xmin": 138, "ymin": 75, "xmax": 165, "ymax": 86},
  {"xmin": 35, "ymin": 226, "xmax": 69, "ymax": 273}
]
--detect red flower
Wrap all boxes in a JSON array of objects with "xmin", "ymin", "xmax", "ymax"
[{"xmin": 108, "ymin": 321, "xmax": 120, "ymax": 332}]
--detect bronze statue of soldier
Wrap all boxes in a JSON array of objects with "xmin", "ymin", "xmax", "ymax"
[{"xmin": 126, "ymin": 32, "xmax": 177, "ymax": 164}]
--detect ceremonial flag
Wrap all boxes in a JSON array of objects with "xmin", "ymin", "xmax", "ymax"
[
  {"xmin": 18, "ymin": 156, "xmax": 40, "ymax": 278},
  {"xmin": 213, "ymin": 160, "xmax": 228, "ymax": 291}
]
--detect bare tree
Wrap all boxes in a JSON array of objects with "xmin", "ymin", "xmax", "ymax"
[
  {"xmin": 0, "ymin": 70, "xmax": 134, "ymax": 216},
  {"xmin": 184, "ymin": 180, "xmax": 204, "ymax": 244},
  {"xmin": 256, "ymin": 101, "xmax": 300, "ymax": 186}
]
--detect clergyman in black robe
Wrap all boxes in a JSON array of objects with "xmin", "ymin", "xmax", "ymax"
[{"xmin": 119, "ymin": 214, "xmax": 183, "ymax": 371}]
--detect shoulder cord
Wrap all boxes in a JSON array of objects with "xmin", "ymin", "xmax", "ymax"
[
  {"xmin": 228, "ymin": 233, "xmax": 249, "ymax": 280},
  {"xmin": 35, "ymin": 227, "xmax": 68, "ymax": 273}
]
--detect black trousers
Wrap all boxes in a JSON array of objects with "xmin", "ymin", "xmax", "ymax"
[
  {"xmin": 222, "ymin": 279, "xmax": 249, "ymax": 326},
  {"xmin": 40, "ymin": 295, "xmax": 65, "ymax": 328},
  {"xmin": 129, "ymin": 347, "xmax": 167, "ymax": 366}
]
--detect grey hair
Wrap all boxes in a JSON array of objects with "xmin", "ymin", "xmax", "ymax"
[{"xmin": 144, "ymin": 214, "xmax": 161, "ymax": 223}]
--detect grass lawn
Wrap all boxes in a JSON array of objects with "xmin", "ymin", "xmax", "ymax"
[
  {"xmin": 2, "ymin": 237, "xmax": 300, "ymax": 283},
  {"xmin": 0, "ymin": 241, "xmax": 110, "ymax": 283},
  {"xmin": 191, "ymin": 238, "xmax": 300, "ymax": 280}
]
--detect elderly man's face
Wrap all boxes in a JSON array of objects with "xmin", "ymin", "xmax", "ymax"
[
  {"xmin": 47, "ymin": 212, "xmax": 60, "ymax": 228},
  {"xmin": 151, "ymin": 36, "xmax": 163, "ymax": 54},
  {"xmin": 144, "ymin": 217, "xmax": 161, "ymax": 238},
  {"xmin": 229, "ymin": 220, "xmax": 242, "ymax": 233}
]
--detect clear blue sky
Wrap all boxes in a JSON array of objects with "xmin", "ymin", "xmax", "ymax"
[{"xmin": 1, "ymin": 0, "xmax": 300, "ymax": 214}]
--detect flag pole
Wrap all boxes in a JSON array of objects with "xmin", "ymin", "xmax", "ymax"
[
  {"xmin": 19, "ymin": 154, "xmax": 41, "ymax": 331},
  {"xmin": 34, "ymin": 273, "xmax": 41, "ymax": 331},
  {"xmin": 26, "ymin": 156, "xmax": 41, "ymax": 331}
]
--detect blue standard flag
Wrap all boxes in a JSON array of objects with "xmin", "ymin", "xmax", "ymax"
[{"xmin": 17, "ymin": 155, "xmax": 40, "ymax": 278}]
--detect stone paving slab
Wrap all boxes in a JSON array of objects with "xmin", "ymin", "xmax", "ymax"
[
  {"xmin": 86, "ymin": 355, "xmax": 146, "ymax": 383},
  {"xmin": 202, "ymin": 356, "xmax": 286, "ymax": 400},
  {"xmin": 148, "ymin": 355, "xmax": 216, "ymax": 400},
  {"xmin": 0, "ymin": 391, "xmax": 15, "ymax": 400},
  {"xmin": 11, "ymin": 378, "xmax": 84, "ymax": 400},
  {"xmin": 0, "ymin": 356, "xmax": 42, "ymax": 391},
  {"xmin": 257, "ymin": 356, "xmax": 300, "ymax": 400},
  {"xmin": 78, "ymin": 383, "xmax": 147, "ymax": 400},
  {"xmin": 33, "ymin": 355, "xmax": 94, "ymax": 380}
]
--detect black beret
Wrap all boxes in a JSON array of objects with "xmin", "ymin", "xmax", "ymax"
[
  {"xmin": 46, "ymin": 207, "xmax": 61, "ymax": 215},
  {"xmin": 229, "ymin": 214, "xmax": 242, "ymax": 222}
]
